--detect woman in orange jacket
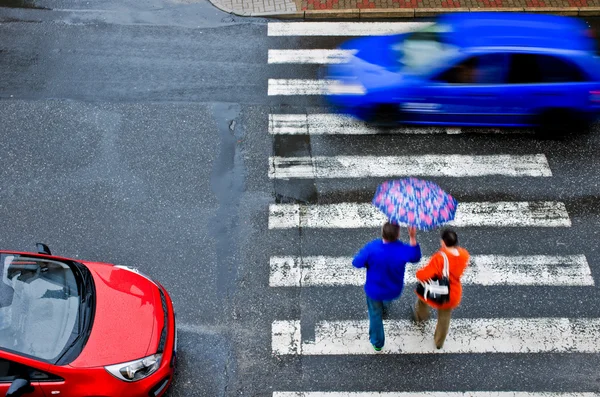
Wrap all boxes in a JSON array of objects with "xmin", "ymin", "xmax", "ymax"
[{"xmin": 414, "ymin": 228, "xmax": 469, "ymax": 349}]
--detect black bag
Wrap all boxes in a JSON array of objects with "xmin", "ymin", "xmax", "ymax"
[{"xmin": 415, "ymin": 251, "xmax": 450, "ymax": 304}]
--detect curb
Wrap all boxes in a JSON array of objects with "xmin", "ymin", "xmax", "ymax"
[{"xmin": 259, "ymin": 6, "xmax": 600, "ymax": 18}]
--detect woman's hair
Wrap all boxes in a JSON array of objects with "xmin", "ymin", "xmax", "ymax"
[{"xmin": 441, "ymin": 228, "xmax": 458, "ymax": 247}]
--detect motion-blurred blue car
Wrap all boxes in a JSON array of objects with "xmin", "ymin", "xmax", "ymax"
[{"xmin": 325, "ymin": 12, "xmax": 600, "ymax": 134}]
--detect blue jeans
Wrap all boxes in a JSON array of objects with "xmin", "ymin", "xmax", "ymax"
[{"xmin": 366, "ymin": 295, "xmax": 392, "ymax": 348}]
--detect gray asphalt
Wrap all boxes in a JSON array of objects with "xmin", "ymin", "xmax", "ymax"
[{"xmin": 1, "ymin": 2, "xmax": 600, "ymax": 396}]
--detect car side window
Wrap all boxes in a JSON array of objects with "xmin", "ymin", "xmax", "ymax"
[
  {"xmin": 0, "ymin": 358, "xmax": 53, "ymax": 382},
  {"xmin": 433, "ymin": 54, "xmax": 507, "ymax": 85},
  {"xmin": 537, "ymin": 55, "xmax": 587, "ymax": 82},
  {"xmin": 0, "ymin": 358, "xmax": 27, "ymax": 382},
  {"xmin": 508, "ymin": 54, "xmax": 587, "ymax": 84}
]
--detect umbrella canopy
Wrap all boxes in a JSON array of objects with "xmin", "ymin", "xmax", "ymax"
[{"xmin": 372, "ymin": 178, "xmax": 458, "ymax": 231}]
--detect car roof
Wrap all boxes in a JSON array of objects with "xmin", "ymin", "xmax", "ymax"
[{"xmin": 437, "ymin": 12, "xmax": 592, "ymax": 51}]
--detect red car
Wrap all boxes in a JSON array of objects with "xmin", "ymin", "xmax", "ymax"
[{"xmin": 0, "ymin": 244, "xmax": 176, "ymax": 397}]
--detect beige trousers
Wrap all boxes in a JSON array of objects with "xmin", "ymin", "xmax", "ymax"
[{"xmin": 415, "ymin": 298, "xmax": 452, "ymax": 349}]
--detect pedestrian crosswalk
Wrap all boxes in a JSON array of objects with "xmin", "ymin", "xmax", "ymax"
[
  {"xmin": 269, "ymin": 202, "xmax": 571, "ymax": 228},
  {"xmin": 268, "ymin": 49, "xmax": 358, "ymax": 64},
  {"xmin": 272, "ymin": 318, "xmax": 600, "ymax": 355},
  {"xmin": 267, "ymin": 22, "xmax": 432, "ymax": 36},
  {"xmin": 268, "ymin": 113, "xmax": 524, "ymax": 135},
  {"xmin": 268, "ymin": 79, "xmax": 367, "ymax": 96},
  {"xmin": 269, "ymin": 255, "xmax": 594, "ymax": 287},
  {"xmin": 266, "ymin": 20, "xmax": 596, "ymax": 396},
  {"xmin": 269, "ymin": 154, "xmax": 552, "ymax": 179}
]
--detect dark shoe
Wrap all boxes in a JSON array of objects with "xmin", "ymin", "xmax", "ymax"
[{"xmin": 382, "ymin": 307, "xmax": 389, "ymax": 320}]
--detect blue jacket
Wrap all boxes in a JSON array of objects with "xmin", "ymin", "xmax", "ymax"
[{"xmin": 352, "ymin": 239, "xmax": 422, "ymax": 301}]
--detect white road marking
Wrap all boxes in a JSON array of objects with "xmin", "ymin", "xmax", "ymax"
[
  {"xmin": 269, "ymin": 255, "xmax": 594, "ymax": 287},
  {"xmin": 272, "ymin": 320, "xmax": 301, "ymax": 355},
  {"xmin": 268, "ymin": 202, "xmax": 571, "ymax": 229},
  {"xmin": 268, "ymin": 49, "xmax": 357, "ymax": 64},
  {"xmin": 273, "ymin": 393, "xmax": 600, "ymax": 397},
  {"xmin": 267, "ymin": 22, "xmax": 432, "ymax": 36},
  {"xmin": 268, "ymin": 155, "xmax": 552, "ymax": 179},
  {"xmin": 272, "ymin": 318, "xmax": 600, "ymax": 355},
  {"xmin": 268, "ymin": 79, "xmax": 365, "ymax": 96},
  {"xmin": 267, "ymin": 114, "xmax": 528, "ymax": 135},
  {"xmin": 269, "ymin": 113, "xmax": 378, "ymax": 135}
]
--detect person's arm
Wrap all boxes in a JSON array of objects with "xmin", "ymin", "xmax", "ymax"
[
  {"xmin": 415, "ymin": 253, "xmax": 441, "ymax": 281},
  {"xmin": 352, "ymin": 242, "xmax": 372, "ymax": 269},
  {"xmin": 405, "ymin": 226, "xmax": 421, "ymax": 263},
  {"xmin": 408, "ymin": 226, "xmax": 417, "ymax": 246}
]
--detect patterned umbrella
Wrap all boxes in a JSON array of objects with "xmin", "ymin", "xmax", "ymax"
[{"xmin": 372, "ymin": 178, "xmax": 458, "ymax": 231}]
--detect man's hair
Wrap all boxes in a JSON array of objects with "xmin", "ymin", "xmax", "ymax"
[
  {"xmin": 441, "ymin": 228, "xmax": 458, "ymax": 247},
  {"xmin": 382, "ymin": 222, "xmax": 400, "ymax": 241}
]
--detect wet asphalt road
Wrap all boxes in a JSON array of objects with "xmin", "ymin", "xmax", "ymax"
[{"xmin": 1, "ymin": 2, "xmax": 600, "ymax": 396}]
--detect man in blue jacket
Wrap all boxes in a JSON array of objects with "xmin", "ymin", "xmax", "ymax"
[{"xmin": 352, "ymin": 222, "xmax": 421, "ymax": 352}]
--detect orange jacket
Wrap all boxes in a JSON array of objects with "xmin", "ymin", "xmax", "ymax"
[{"xmin": 415, "ymin": 246, "xmax": 470, "ymax": 310}]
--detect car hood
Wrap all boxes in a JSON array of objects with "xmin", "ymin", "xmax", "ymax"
[
  {"xmin": 69, "ymin": 263, "xmax": 161, "ymax": 368},
  {"xmin": 329, "ymin": 34, "xmax": 407, "ymax": 91},
  {"xmin": 340, "ymin": 34, "xmax": 404, "ymax": 67}
]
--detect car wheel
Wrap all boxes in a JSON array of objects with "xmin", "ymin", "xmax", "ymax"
[
  {"xmin": 363, "ymin": 104, "xmax": 401, "ymax": 128},
  {"xmin": 535, "ymin": 108, "xmax": 589, "ymax": 139}
]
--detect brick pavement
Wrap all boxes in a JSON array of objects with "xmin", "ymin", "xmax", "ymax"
[
  {"xmin": 207, "ymin": 0, "xmax": 600, "ymax": 21},
  {"xmin": 300, "ymin": 0, "xmax": 599, "ymax": 10}
]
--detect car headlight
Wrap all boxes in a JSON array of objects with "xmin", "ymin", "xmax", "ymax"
[
  {"xmin": 114, "ymin": 265, "xmax": 157, "ymax": 286},
  {"xmin": 105, "ymin": 353, "xmax": 162, "ymax": 382},
  {"xmin": 326, "ymin": 80, "xmax": 366, "ymax": 95}
]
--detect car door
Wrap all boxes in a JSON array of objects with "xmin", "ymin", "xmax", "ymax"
[
  {"xmin": 402, "ymin": 53, "xmax": 509, "ymax": 126},
  {"xmin": 503, "ymin": 52, "xmax": 593, "ymax": 125},
  {"xmin": 0, "ymin": 356, "xmax": 46, "ymax": 397}
]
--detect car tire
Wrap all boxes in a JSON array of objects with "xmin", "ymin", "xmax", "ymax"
[
  {"xmin": 362, "ymin": 104, "xmax": 401, "ymax": 128},
  {"xmin": 535, "ymin": 108, "xmax": 589, "ymax": 139}
]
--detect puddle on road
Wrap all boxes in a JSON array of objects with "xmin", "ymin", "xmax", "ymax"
[{"xmin": 0, "ymin": 0, "xmax": 47, "ymax": 8}]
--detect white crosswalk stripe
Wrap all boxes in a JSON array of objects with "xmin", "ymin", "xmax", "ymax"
[
  {"xmin": 269, "ymin": 255, "xmax": 594, "ymax": 287},
  {"xmin": 273, "ymin": 393, "xmax": 600, "ymax": 396},
  {"xmin": 269, "ymin": 202, "xmax": 571, "ymax": 229},
  {"xmin": 268, "ymin": 49, "xmax": 357, "ymax": 64},
  {"xmin": 268, "ymin": 79, "xmax": 365, "ymax": 96},
  {"xmin": 269, "ymin": 155, "xmax": 552, "ymax": 179},
  {"xmin": 272, "ymin": 318, "xmax": 600, "ymax": 355},
  {"xmin": 268, "ymin": 114, "xmax": 527, "ymax": 135},
  {"xmin": 268, "ymin": 113, "xmax": 431, "ymax": 135},
  {"xmin": 268, "ymin": 22, "xmax": 432, "ymax": 36}
]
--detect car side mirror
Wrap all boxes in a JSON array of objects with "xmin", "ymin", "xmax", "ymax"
[
  {"xmin": 6, "ymin": 378, "xmax": 34, "ymax": 397},
  {"xmin": 35, "ymin": 243, "xmax": 51, "ymax": 255}
]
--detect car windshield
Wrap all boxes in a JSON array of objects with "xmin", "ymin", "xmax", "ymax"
[
  {"xmin": 392, "ymin": 23, "xmax": 459, "ymax": 73},
  {"xmin": 0, "ymin": 254, "xmax": 82, "ymax": 362}
]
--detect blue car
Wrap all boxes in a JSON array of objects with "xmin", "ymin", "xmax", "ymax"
[{"xmin": 325, "ymin": 12, "xmax": 600, "ymax": 134}]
